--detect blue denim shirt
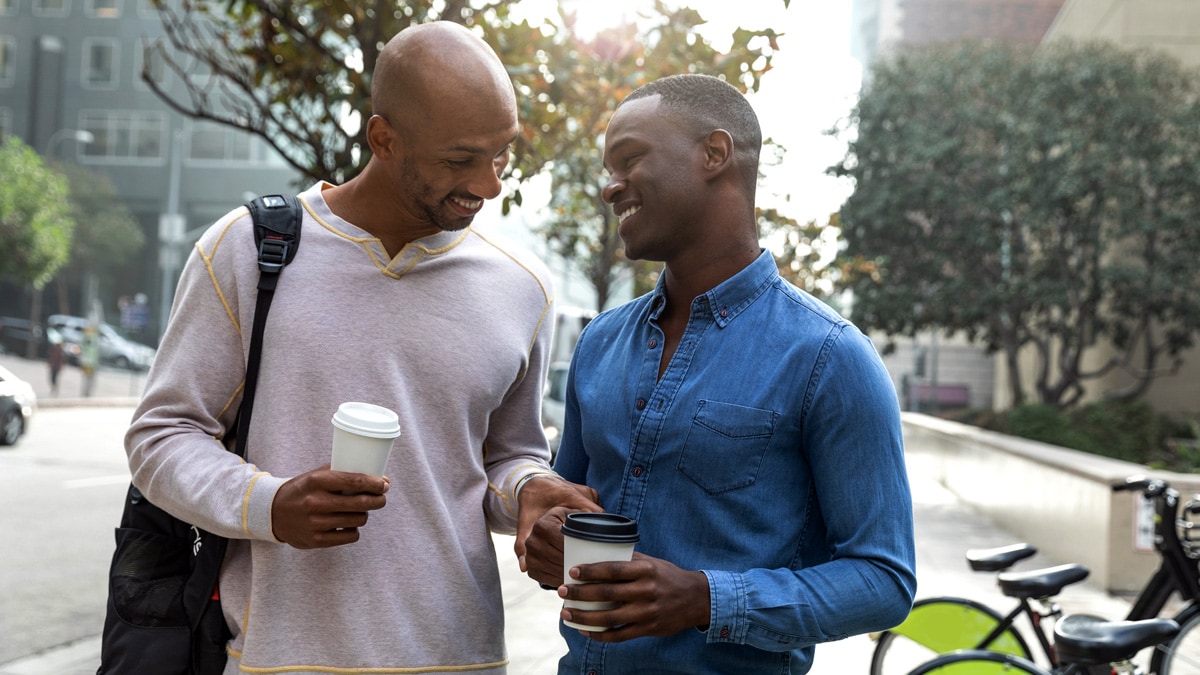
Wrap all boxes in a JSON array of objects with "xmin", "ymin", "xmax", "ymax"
[{"xmin": 552, "ymin": 251, "xmax": 916, "ymax": 674}]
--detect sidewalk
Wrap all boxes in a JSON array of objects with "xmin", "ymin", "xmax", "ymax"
[{"xmin": 0, "ymin": 352, "xmax": 144, "ymax": 408}]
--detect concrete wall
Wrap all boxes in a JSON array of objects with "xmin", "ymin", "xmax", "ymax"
[{"xmin": 903, "ymin": 412, "xmax": 1200, "ymax": 592}]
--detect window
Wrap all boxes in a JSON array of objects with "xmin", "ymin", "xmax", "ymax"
[
  {"xmin": 187, "ymin": 120, "xmax": 283, "ymax": 165},
  {"xmin": 79, "ymin": 110, "xmax": 166, "ymax": 162},
  {"xmin": 0, "ymin": 38, "xmax": 12, "ymax": 87},
  {"xmin": 34, "ymin": 0, "xmax": 68, "ymax": 16},
  {"xmin": 135, "ymin": 38, "xmax": 169, "ymax": 89},
  {"xmin": 0, "ymin": 1, "xmax": 15, "ymax": 15},
  {"xmin": 0, "ymin": 108, "xmax": 11, "ymax": 139},
  {"xmin": 88, "ymin": 0, "xmax": 118, "ymax": 17},
  {"xmin": 82, "ymin": 38, "xmax": 119, "ymax": 88}
]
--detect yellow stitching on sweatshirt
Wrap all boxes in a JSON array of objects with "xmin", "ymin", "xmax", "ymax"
[
  {"xmin": 240, "ymin": 470, "xmax": 268, "ymax": 533},
  {"xmin": 236, "ymin": 657, "xmax": 510, "ymax": 673},
  {"xmin": 471, "ymin": 229, "xmax": 553, "ymax": 379}
]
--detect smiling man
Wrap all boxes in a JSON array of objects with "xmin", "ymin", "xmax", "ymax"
[
  {"xmin": 123, "ymin": 21, "xmax": 599, "ymax": 675},
  {"xmin": 520, "ymin": 74, "xmax": 917, "ymax": 674}
]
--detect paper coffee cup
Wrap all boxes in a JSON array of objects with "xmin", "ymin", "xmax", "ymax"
[
  {"xmin": 561, "ymin": 512, "xmax": 639, "ymax": 632},
  {"xmin": 330, "ymin": 402, "xmax": 401, "ymax": 477}
]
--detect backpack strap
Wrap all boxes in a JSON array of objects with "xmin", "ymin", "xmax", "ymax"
[{"xmin": 233, "ymin": 194, "xmax": 303, "ymax": 459}]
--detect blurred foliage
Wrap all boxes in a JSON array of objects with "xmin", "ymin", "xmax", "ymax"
[
  {"xmin": 0, "ymin": 137, "xmax": 75, "ymax": 288},
  {"xmin": 956, "ymin": 400, "xmax": 1198, "ymax": 473},
  {"xmin": 49, "ymin": 163, "xmax": 146, "ymax": 315},
  {"xmin": 142, "ymin": 0, "xmax": 792, "ymax": 312},
  {"xmin": 831, "ymin": 39, "xmax": 1200, "ymax": 409}
]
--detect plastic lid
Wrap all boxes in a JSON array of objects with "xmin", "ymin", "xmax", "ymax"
[
  {"xmin": 331, "ymin": 402, "xmax": 401, "ymax": 439},
  {"xmin": 560, "ymin": 512, "xmax": 639, "ymax": 544}
]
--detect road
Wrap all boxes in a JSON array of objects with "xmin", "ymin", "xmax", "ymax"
[{"xmin": 0, "ymin": 406, "xmax": 130, "ymax": 666}]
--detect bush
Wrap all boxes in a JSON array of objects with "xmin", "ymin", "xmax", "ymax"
[{"xmin": 970, "ymin": 401, "xmax": 1199, "ymax": 473}]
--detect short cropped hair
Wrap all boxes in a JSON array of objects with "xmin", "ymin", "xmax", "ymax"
[{"xmin": 621, "ymin": 74, "xmax": 762, "ymax": 185}]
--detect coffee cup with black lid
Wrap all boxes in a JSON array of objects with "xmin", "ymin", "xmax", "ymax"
[{"xmin": 560, "ymin": 512, "xmax": 639, "ymax": 632}]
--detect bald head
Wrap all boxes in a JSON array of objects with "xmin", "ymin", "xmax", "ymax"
[{"xmin": 371, "ymin": 22, "xmax": 515, "ymax": 137}]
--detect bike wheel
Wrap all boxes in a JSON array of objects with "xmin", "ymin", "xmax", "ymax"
[
  {"xmin": 1159, "ymin": 605, "xmax": 1200, "ymax": 675},
  {"xmin": 869, "ymin": 598, "xmax": 1033, "ymax": 675},
  {"xmin": 906, "ymin": 649, "xmax": 1050, "ymax": 675}
]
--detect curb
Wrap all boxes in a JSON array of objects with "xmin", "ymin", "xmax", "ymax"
[{"xmin": 35, "ymin": 397, "xmax": 139, "ymax": 409}]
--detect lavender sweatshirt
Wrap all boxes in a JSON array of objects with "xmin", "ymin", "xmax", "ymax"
[{"xmin": 125, "ymin": 182, "xmax": 556, "ymax": 674}]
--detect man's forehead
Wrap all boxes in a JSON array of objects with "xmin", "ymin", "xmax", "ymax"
[{"xmin": 605, "ymin": 96, "xmax": 665, "ymax": 144}]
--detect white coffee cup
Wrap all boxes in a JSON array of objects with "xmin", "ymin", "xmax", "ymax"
[
  {"xmin": 560, "ymin": 512, "xmax": 639, "ymax": 632},
  {"xmin": 330, "ymin": 402, "xmax": 401, "ymax": 478}
]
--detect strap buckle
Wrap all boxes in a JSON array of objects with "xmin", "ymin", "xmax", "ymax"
[{"xmin": 258, "ymin": 236, "xmax": 289, "ymax": 273}]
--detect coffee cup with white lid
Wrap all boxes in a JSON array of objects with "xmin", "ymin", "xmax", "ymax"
[
  {"xmin": 560, "ymin": 512, "xmax": 639, "ymax": 632},
  {"xmin": 330, "ymin": 402, "xmax": 401, "ymax": 478}
]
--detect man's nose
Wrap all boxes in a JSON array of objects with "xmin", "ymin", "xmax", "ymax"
[{"xmin": 601, "ymin": 177, "xmax": 625, "ymax": 204}]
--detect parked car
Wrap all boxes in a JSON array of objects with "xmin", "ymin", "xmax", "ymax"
[
  {"xmin": 0, "ymin": 364, "xmax": 36, "ymax": 446},
  {"xmin": 0, "ymin": 316, "xmax": 46, "ymax": 358},
  {"xmin": 46, "ymin": 314, "xmax": 156, "ymax": 372},
  {"xmin": 541, "ymin": 361, "xmax": 570, "ymax": 459}
]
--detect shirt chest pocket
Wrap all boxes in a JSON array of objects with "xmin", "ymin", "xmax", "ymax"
[{"xmin": 677, "ymin": 400, "xmax": 779, "ymax": 495}]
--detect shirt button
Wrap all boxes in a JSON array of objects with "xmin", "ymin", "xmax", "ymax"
[
  {"xmin": 719, "ymin": 308, "xmax": 729, "ymax": 318},
  {"xmin": 719, "ymin": 625, "xmax": 731, "ymax": 638},
  {"xmin": 636, "ymin": 398, "xmax": 646, "ymax": 410},
  {"xmin": 632, "ymin": 465, "xmax": 643, "ymax": 477},
  {"xmin": 588, "ymin": 671, "xmax": 598, "ymax": 675},
  {"xmin": 648, "ymin": 338, "xmax": 657, "ymax": 349}
]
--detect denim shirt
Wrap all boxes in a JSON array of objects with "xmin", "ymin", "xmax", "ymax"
[{"xmin": 552, "ymin": 251, "xmax": 917, "ymax": 674}]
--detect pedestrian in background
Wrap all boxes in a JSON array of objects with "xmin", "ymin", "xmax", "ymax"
[
  {"xmin": 520, "ymin": 74, "xmax": 917, "ymax": 674},
  {"xmin": 46, "ymin": 328, "xmax": 64, "ymax": 396},
  {"xmin": 79, "ymin": 324, "xmax": 98, "ymax": 397}
]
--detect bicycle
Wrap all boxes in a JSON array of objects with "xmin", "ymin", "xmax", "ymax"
[
  {"xmin": 869, "ymin": 542, "xmax": 1094, "ymax": 674},
  {"xmin": 906, "ymin": 615, "xmax": 1180, "ymax": 674},
  {"xmin": 869, "ymin": 475, "xmax": 1200, "ymax": 675}
]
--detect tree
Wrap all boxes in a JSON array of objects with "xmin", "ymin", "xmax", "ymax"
[
  {"xmin": 0, "ymin": 137, "xmax": 75, "ymax": 287},
  {"xmin": 830, "ymin": 39, "xmax": 1200, "ymax": 408},
  {"xmin": 141, "ymin": 0, "xmax": 782, "ymax": 311},
  {"xmin": 49, "ymin": 163, "xmax": 146, "ymax": 317},
  {"xmin": 0, "ymin": 137, "xmax": 76, "ymax": 357}
]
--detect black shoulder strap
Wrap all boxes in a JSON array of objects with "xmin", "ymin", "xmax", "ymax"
[{"xmin": 233, "ymin": 194, "xmax": 302, "ymax": 458}]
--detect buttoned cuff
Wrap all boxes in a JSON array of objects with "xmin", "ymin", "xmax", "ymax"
[{"xmin": 702, "ymin": 569, "xmax": 745, "ymax": 644}]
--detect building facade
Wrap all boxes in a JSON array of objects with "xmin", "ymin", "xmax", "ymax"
[{"xmin": 0, "ymin": 0, "xmax": 303, "ymax": 341}]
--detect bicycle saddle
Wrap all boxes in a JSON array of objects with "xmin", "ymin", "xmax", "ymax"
[
  {"xmin": 965, "ymin": 543, "xmax": 1038, "ymax": 572},
  {"xmin": 996, "ymin": 563, "xmax": 1089, "ymax": 598},
  {"xmin": 1054, "ymin": 614, "xmax": 1180, "ymax": 665}
]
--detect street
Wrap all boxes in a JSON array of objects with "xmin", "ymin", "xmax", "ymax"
[{"xmin": 0, "ymin": 406, "xmax": 130, "ymax": 666}]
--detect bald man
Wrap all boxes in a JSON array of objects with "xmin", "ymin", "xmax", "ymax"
[{"xmin": 124, "ymin": 21, "xmax": 599, "ymax": 674}]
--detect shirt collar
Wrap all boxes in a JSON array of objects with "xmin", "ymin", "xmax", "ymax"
[{"xmin": 645, "ymin": 249, "xmax": 777, "ymax": 328}]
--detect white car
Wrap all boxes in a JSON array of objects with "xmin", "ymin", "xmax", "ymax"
[
  {"xmin": 0, "ymin": 364, "xmax": 36, "ymax": 446},
  {"xmin": 46, "ymin": 314, "xmax": 156, "ymax": 372}
]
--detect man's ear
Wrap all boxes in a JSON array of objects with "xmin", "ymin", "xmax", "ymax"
[
  {"xmin": 366, "ymin": 114, "xmax": 397, "ymax": 159},
  {"xmin": 702, "ymin": 129, "xmax": 735, "ymax": 177}
]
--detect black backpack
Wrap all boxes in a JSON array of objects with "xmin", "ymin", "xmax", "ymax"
[{"xmin": 98, "ymin": 194, "xmax": 302, "ymax": 675}]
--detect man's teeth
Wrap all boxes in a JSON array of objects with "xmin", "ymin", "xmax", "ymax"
[
  {"xmin": 619, "ymin": 205, "xmax": 641, "ymax": 222},
  {"xmin": 451, "ymin": 196, "xmax": 482, "ymax": 211}
]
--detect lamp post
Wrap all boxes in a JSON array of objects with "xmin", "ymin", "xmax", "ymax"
[{"xmin": 46, "ymin": 128, "xmax": 95, "ymax": 159}]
